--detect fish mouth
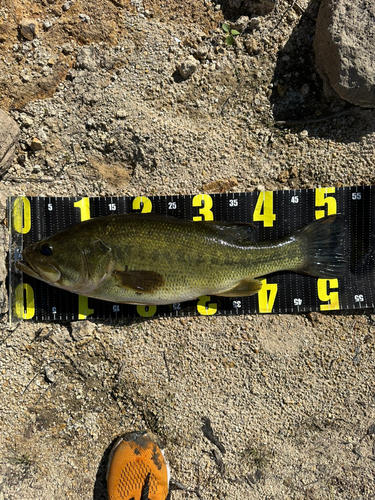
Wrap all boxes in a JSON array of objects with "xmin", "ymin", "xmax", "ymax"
[{"xmin": 16, "ymin": 257, "xmax": 61, "ymax": 284}]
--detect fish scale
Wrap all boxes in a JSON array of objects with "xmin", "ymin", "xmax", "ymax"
[{"xmin": 16, "ymin": 212, "xmax": 346, "ymax": 305}]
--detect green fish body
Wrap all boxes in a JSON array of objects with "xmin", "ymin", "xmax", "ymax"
[{"xmin": 17, "ymin": 213, "xmax": 346, "ymax": 305}]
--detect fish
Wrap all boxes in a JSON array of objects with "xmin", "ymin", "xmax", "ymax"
[{"xmin": 16, "ymin": 213, "xmax": 346, "ymax": 305}]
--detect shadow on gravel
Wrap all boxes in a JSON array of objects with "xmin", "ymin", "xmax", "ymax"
[
  {"xmin": 219, "ymin": 0, "xmax": 275, "ymax": 20},
  {"xmin": 93, "ymin": 436, "xmax": 119, "ymax": 500},
  {"xmin": 270, "ymin": 0, "xmax": 375, "ymax": 142}
]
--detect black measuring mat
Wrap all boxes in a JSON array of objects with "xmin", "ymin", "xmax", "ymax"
[{"xmin": 8, "ymin": 186, "xmax": 375, "ymax": 321}]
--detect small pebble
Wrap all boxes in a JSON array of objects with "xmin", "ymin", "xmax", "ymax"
[
  {"xmin": 21, "ymin": 115, "xmax": 34, "ymax": 127},
  {"xmin": 44, "ymin": 365, "xmax": 56, "ymax": 383},
  {"xmin": 62, "ymin": 43, "xmax": 74, "ymax": 55},
  {"xmin": 30, "ymin": 137, "xmax": 43, "ymax": 151},
  {"xmin": 116, "ymin": 109, "xmax": 127, "ymax": 118},
  {"xmin": 19, "ymin": 19, "xmax": 37, "ymax": 40},
  {"xmin": 301, "ymin": 83, "xmax": 310, "ymax": 96},
  {"xmin": 177, "ymin": 56, "xmax": 199, "ymax": 80},
  {"xmin": 79, "ymin": 13, "xmax": 90, "ymax": 22},
  {"xmin": 20, "ymin": 74, "xmax": 31, "ymax": 83},
  {"xmin": 62, "ymin": 1, "xmax": 71, "ymax": 11},
  {"xmin": 233, "ymin": 15, "xmax": 249, "ymax": 33}
]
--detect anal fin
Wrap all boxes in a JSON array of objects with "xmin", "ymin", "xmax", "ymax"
[{"xmin": 216, "ymin": 278, "xmax": 263, "ymax": 297}]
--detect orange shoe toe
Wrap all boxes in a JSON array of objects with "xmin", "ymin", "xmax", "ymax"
[{"xmin": 107, "ymin": 431, "xmax": 169, "ymax": 500}]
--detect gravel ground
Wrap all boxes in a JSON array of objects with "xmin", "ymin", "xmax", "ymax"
[{"xmin": 0, "ymin": 1, "xmax": 374, "ymax": 499}]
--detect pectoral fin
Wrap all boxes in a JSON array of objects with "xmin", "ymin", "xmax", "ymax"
[
  {"xmin": 216, "ymin": 278, "xmax": 263, "ymax": 297},
  {"xmin": 113, "ymin": 270, "xmax": 165, "ymax": 294}
]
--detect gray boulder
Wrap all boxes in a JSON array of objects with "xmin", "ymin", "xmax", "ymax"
[
  {"xmin": 0, "ymin": 110, "xmax": 20, "ymax": 176},
  {"xmin": 314, "ymin": 0, "xmax": 375, "ymax": 108}
]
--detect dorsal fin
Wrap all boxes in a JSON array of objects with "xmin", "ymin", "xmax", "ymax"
[{"xmin": 205, "ymin": 221, "xmax": 256, "ymax": 242}]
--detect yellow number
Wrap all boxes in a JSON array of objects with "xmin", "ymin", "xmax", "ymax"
[
  {"xmin": 317, "ymin": 279, "xmax": 340, "ymax": 311},
  {"xmin": 192, "ymin": 194, "xmax": 214, "ymax": 221},
  {"xmin": 12, "ymin": 197, "xmax": 31, "ymax": 234},
  {"xmin": 74, "ymin": 198, "xmax": 91, "ymax": 221},
  {"xmin": 137, "ymin": 304, "xmax": 157, "ymax": 317},
  {"xmin": 14, "ymin": 283, "xmax": 35, "ymax": 319},
  {"xmin": 78, "ymin": 295, "xmax": 94, "ymax": 319},
  {"xmin": 315, "ymin": 187, "xmax": 337, "ymax": 219},
  {"xmin": 258, "ymin": 279, "xmax": 277, "ymax": 313},
  {"xmin": 197, "ymin": 295, "xmax": 217, "ymax": 316},
  {"xmin": 132, "ymin": 196, "xmax": 152, "ymax": 213},
  {"xmin": 253, "ymin": 191, "xmax": 276, "ymax": 227}
]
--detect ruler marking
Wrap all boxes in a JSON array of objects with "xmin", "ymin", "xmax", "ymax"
[
  {"xmin": 8, "ymin": 187, "xmax": 375, "ymax": 321},
  {"xmin": 365, "ymin": 185, "xmax": 374, "ymax": 307},
  {"xmin": 282, "ymin": 189, "xmax": 285, "ymax": 313}
]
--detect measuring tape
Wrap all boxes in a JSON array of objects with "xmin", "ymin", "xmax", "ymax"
[{"xmin": 8, "ymin": 186, "xmax": 375, "ymax": 322}]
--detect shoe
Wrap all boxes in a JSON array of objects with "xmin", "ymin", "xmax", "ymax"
[{"xmin": 107, "ymin": 431, "xmax": 170, "ymax": 500}]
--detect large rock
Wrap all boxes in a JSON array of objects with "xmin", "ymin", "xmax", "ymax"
[
  {"xmin": 0, "ymin": 110, "xmax": 20, "ymax": 175},
  {"xmin": 314, "ymin": 0, "xmax": 375, "ymax": 108}
]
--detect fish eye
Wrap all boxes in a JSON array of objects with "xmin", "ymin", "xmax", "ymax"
[{"xmin": 40, "ymin": 243, "xmax": 53, "ymax": 256}]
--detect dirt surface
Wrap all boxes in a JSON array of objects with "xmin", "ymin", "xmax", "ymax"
[{"xmin": 0, "ymin": 0, "xmax": 375, "ymax": 499}]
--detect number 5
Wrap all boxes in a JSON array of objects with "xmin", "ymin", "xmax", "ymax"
[
  {"xmin": 315, "ymin": 187, "xmax": 337, "ymax": 219},
  {"xmin": 317, "ymin": 279, "xmax": 340, "ymax": 311}
]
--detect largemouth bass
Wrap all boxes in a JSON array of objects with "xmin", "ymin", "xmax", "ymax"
[{"xmin": 16, "ymin": 213, "xmax": 346, "ymax": 305}]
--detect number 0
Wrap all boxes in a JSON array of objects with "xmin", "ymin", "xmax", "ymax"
[
  {"xmin": 13, "ymin": 197, "xmax": 31, "ymax": 234},
  {"xmin": 137, "ymin": 305, "xmax": 157, "ymax": 317},
  {"xmin": 14, "ymin": 283, "xmax": 35, "ymax": 319}
]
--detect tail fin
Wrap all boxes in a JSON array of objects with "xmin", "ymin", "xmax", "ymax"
[{"xmin": 297, "ymin": 214, "xmax": 347, "ymax": 278}]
